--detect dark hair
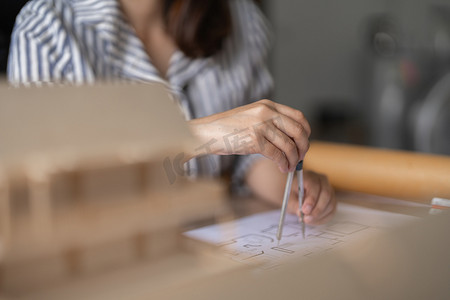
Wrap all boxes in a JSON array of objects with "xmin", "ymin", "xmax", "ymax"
[{"xmin": 163, "ymin": 0, "xmax": 232, "ymax": 58}]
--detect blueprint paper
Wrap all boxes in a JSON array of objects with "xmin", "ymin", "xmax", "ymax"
[{"xmin": 184, "ymin": 203, "xmax": 418, "ymax": 269}]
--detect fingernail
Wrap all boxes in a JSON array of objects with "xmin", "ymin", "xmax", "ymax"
[
  {"xmin": 303, "ymin": 204, "xmax": 313, "ymax": 214},
  {"xmin": 304, "ymin": 216, "xmax": 313, "ymax": 223}
]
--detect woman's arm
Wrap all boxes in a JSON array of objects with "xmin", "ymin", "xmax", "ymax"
[{"xmin": 245, "ymin": 157, "xmax": 336, "ymax": 225}]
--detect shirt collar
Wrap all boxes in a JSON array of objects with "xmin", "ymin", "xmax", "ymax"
[{"xmin": 72, "ymin": 0, "xmax": 211, "ymax": 87}]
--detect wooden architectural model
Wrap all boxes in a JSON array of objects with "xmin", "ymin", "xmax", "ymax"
[{"xmin": 0, "ymin": 83, "xmax": 229, "ymax": 298}]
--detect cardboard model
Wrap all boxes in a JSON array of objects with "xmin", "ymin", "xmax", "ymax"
[{"xmin": 0, "ymin": 83, "xmax": 228, "ymax": 296}]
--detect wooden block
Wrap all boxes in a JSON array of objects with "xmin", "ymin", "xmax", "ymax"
[
  {"xmin": 146, "ymin": 228, "xmax": 180, "ymax": 259},
  {"xmin": 80, "ymin": 239, "xmax": 136, "ymax": 274},
  {"xmin": 1, "ymin": 254, "xmax": 67, "ymax": 295}
]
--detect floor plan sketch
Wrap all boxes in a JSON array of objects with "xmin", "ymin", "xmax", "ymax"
[{"xmin": 185, "ymin": 203, "xmax": 418, "ymax": 269}]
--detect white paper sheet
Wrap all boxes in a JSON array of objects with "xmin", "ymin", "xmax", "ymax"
[{"xmin": 184, "ymin": 203, "xmax": 418, "ymax": 270}]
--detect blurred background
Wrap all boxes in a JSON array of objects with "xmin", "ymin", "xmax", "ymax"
[
  {"xmin": 1, "ymin": 0, "xmax": 449, "ymax": 154},
  {"xmin": 263, "ymin": 0, "xmax": 450, "ymax": 155}
]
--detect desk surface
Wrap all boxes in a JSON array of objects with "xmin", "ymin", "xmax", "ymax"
[
  {"xmin": 2, "ymin": 192, "xmax": 442, "ymax": 300},
  {"xmin": 162, "ymin": 195, "xmax": 450, "ymax": 300}
]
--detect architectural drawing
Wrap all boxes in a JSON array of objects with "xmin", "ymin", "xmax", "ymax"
[
  {"xmin": 219, "ymin": 220, "xmax": 369, "ymax": 268},
  {"xmin": 185, "ymin": 203, "xmax": 417, "ymax": 270}
]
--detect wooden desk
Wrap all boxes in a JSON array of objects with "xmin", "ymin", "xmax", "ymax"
[
  {"xmin": 2, "ymin": 192, "xmax": 444, "ymax": 300},
  {"xmin": 155, "ymin": 194, "xmax": 450, "ymax": 300}
]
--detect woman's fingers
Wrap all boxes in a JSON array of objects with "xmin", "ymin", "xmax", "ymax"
[
  {"xmin": 260, "ymin": 138, "xmax": 290, "ymax": 173},
  {"xmin": 271, "ymin": 115, "xmax": 310, "ymax": 165},
  {"xmin": 252, "ymin": 101, "xmax": 310, "ymax": 171},
  {"xmin": 268, "ymin": 168, "xmax": 335, "ymax": 226},
  {"xmin": 258, "ymin": 100, "xmax": 311, "ymax": 136},
  {"xmin": 257, "ymin": 123, "xmax": 299, "ymax": 172},
  {"xmin": 301, "ymin": 172, "xmax": 320, "ymax": 214},
  {"xmin": 301, "ymin": 171, "xmax": 336, "ymax": 225}
]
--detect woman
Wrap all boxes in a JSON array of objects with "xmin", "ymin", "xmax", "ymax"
[{"xmin": 8, "ymin": 0, "xmax": 336, "ymax": 225}]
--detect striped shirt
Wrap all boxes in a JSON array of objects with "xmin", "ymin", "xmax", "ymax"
[{"xmin": 8, "ymin": 0, "xmax": 273, "ymax": 188}]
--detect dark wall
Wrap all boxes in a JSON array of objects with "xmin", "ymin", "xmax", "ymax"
[{"xmin": 0, "ymin": 1, "xmax": 29, "ymax": 74}]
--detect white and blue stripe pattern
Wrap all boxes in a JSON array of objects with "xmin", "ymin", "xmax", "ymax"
[{"xmin": 8, "ymin": 0, "xmax": 273, "ymax": 186}]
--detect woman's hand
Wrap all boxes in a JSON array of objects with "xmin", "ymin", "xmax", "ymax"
[
  {"xmin": 188, "ymin": 99, "xmax": 310, "ymax": 173},
  {"xmin": 293, "ymin": 170, "xmax": 336, "ymax": 225},
  {"xmin": 246, "ymin": 158, "xmax": 336, "ymax": 225}
]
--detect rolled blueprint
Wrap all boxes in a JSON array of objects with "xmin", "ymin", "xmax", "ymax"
[{"xmin": 304, "ymin": 141, "xmax": 450, "ymax": 203}]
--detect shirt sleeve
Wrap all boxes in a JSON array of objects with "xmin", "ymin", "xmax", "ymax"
[
  {"xmin": 7, "ymin": 0, "xmax": 76, "ymax": 85},
  {"xmin": 230, "ymin": 0, "xmax": 274, "ymax": 195}
]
